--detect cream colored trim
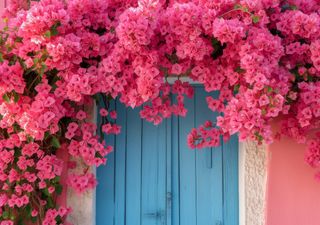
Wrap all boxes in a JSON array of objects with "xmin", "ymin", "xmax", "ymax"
[
  {"xmin": 239, "ymin": 142, "xmax": 246, "ymax": 225},
  {"xmin": 67, "ymin": 104, "xmax": 97, "ymax": 225},
  {"xmin": 239, "ymin": 141, "xmax": 267, "ymax": 225}
]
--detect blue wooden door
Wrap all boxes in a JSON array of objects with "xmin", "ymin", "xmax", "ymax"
[{"xmin": 96, "ymin": 86, "xmax": 239, "ymax": 225}]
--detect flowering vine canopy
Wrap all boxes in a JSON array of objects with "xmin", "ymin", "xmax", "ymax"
[{"xmin": 0, "ymin": 0, "xmax": 320, "ymax": 224}]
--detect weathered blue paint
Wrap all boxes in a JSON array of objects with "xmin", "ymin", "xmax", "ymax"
[{"xmin": 96, "ymin": 86, "xmax": 239, "ymax": 225}]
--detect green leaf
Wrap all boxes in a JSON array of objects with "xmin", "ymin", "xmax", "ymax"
[
  {"xmin": 46, "ymin": 196, "xmax": 55, "ymax": 209},
  {"xmin": 26, "ymin": 135, "xmax": 34, "ymax": 143},
  {"xmin": 25, "ymin": 204, "xmax": 32, "ymax": 216},
  {"xmin": 252, "ymin": 15, "xmax": 260, "ymax": 24},
  {"xmin": 290, "ymin": 5, "xmax": 298, "ymax": 10},
  {"xmin": 45, "ymin": 21, "xmax": 61, "ymax": 38},
  {"xmin": 261, "ymin": 109, "xmax": 267, "ymax": 115},
  {"xmin": 53, "ymin": 176, "xmax": 61, "ymax": 183},
  {"xmin": 242, "ymin": 7, "xmax": 249, "ymax": 12},
  {"xmin": 33, "ymin": 58, "xmax": 39, "ymax": 64},
  {"xmin": 2, "ymin": 93, "xmax": 10, "ymax": 103},
  {"xmin": 17, "ymin": 218, "xmax": 25, "ymax": 225},
  {"xmin": 13, "ymin": 91, "xmax": 20, "ymax": 103},
  {"xmin": 55, "ymin": 184, "xmax": 63, "ymax": 195},
  {"xmin": 15, "ymin": 36, "xmax": 23, "ymax": 43},
  {"xmin": 2, "ymin": 211, "xmax": 9, "ymax": 219},
  {"xmin": 55, "ymin": 215, "xmax": 63, "ymax": 224},
  {"xmin": 44, "ymin": 30, "xmax": 52, "ymax": 38},
  {"xmin": 254, "ymin": 131, "xmax": 263, "ymax": 142},
  {"xmin": 51, "ymin": 136, "xmax": 61, "ymax": 149},
  {"xmin": 234, "ymin": 66, "xmax": 246, "ymax": 74},
  {"xmin": 43, "ymin": 188, "xmax": 50, "ymax": 197},
  {"xmin": 233, "ymin": 4, "xmax": 242, "ymax": 9},
  {"xmin": 0, "ymin": 53, "xmax": 4, "ymax": 63},
  {"xmin": 95, "ymin": 151, "xmax": 103, "ymax": 158},
  {"xmin": 39, "ymin": 63, "xmax": 47, "ymax": 76},
  {"xmin": 233, "ymin": 84, "xmax": 240, "ymax": 95},
  {"xmin": 50, "ymin": 22, "xmax": 61, "ymax": 36}
]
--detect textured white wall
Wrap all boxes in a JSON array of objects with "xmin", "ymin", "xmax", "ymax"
[
  {"xmin": 67, "ymin": 168, "xmax": 96, "ymax": 225},
  {"xmin": 67, "ymin": 104, "xmax": 97, "ymax": 225},
  {"xmin": 239, "ymin": 141, "xmax": 267, "ymax": 225}
]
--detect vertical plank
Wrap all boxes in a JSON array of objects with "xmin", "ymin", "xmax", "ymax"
[
  {"xmin": 166, "ymin": 118, "xmax": 172, "ymax": 225},
  {"xmin": 96, "ymin": 101, "xmax": 116, "ymax": 225},
  {"xmin": 125, "ymin": 107, "xmax": 142, "ymax": 225},
  {"xmin": 141, "ymin": 119, "xmax": 167, "ymax": 225},
  {"xmin": 157, "ymin": 120, "xmax": 167, "ymax": 225},
  {"xmin": 171, "ymin": 115, "xmax": 180, "ymax": 225},
  {"xmin": 223, "ymin": 135, "xmax": 239, "ymax": 225},
  {"xmin": 178, "ymin": 90, "xmax": 197, "ymax": 225},
  {"xmin": 114, "ymin": 103, "xmax": 127, "ymax": 225},
  {"xmin": 195, "ymin": 87, "xmax": 224, "ymax": 225}
]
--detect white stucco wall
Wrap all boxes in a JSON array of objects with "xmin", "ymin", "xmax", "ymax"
[
  {"xmin": 67, "ymin": 167, "xmax": 96, "ymax": 225},
  {"xmin": 239, "ymin": 142, "xmax": 268, "ymax": 225},
  {"xmin": 67, "ymin": 141, "xmax": 268, "ymax": 225}
]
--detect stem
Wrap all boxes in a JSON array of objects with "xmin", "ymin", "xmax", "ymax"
[
  {"xmin": 218, "ymin": 8, "xmax": 251, "ymax": 18},
  {"xmin": 26, "ymin": 74, "xmax": 40, "ymax": 94}
]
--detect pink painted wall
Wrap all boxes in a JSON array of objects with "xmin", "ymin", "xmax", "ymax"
[
  {"xmin": 0, "ymin": 0, "xmax": 6, "ymax": 15},
  {"xmin": 266, "ymin": 136, "xmax": 320, "ymax": 225}
]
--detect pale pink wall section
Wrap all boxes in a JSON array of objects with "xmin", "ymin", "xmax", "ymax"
[
  {"xmin": 266, "ymin": 136, "xmax": 320, "ymax": 225},
  {"xmin": 0, "ymin": 0, "xmax": 6, "ymax": 29},
  {"xmin": 0, "ymin": 0, "xmax": 6, "ymax": 14}
]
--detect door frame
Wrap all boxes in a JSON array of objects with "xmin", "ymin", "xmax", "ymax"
[{"xmin": 66, "ymin": 79, "xmax": 268, "ymax": 225}]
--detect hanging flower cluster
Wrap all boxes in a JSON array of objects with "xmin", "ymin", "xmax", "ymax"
[{"xmin": 1, "ymin": 0, "xmax": 320, "ymax": 224}]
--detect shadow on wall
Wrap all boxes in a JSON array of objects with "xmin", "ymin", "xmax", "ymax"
[{"xmin": 266, "ymin": 136, "xmax": 320, "ymax": 225}]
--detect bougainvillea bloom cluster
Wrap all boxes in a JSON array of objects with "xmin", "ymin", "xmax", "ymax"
[{"xmin": 1, "ymin": 0, "xmax": 320, "ymax": 224}]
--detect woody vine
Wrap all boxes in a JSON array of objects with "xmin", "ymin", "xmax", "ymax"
[{"xmin": 1, "ymin": 0, "xmax": 320, "ymax": 224}]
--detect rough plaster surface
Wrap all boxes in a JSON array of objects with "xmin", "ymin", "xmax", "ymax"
[
  {"xmin": 67, "ymin": 105, "xmax": 96, "ymax": 225},
  {"xmin": 67, "ymin": 141, "xmax": 267, "ymax": 225},
  {"xmin": 240, "ymin": 141, "xmax": 268, "ymax": 225},
  {"xmin": 67, "ymin": 167, "xmax": 95, "ymax": 225}
]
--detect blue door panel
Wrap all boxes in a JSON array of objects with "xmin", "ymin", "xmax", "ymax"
[
  {"xmin": 96, "ymin": 101, "xmax": 116, "ymax": 225},
  {"xmin": 141, "ymin": 120, "xmax": 167, "ymax": 225},
  {"xmin": 194, "ymin": 88, "xmax": 223, "ymax": 225},
  {"xmin": 223, "ymin": 136, "xmax": 239, "ymax": 225},
  {"xmin": 96, "ymin": 86, "xmax": 239, "ymax": 225},
  {"xmin": 170, "ymin": 116, "xmax": 179, "ymax": 225},
  {"xmin": 125, "ymin": 107, "xmax": 143, "ymax": 225},
  {"xmin": 178, "ymin": 91, "xmax": 196, "ymax": 225}
]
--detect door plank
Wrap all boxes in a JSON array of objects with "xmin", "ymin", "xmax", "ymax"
[
  {"xmin": 178, "ymin": 92, "xmax": 197, "ymax": 225},
  {"xmin": 114, "ymin": 103, "xmax": 127, "ymax": 225},
  {"xmin": 166, "ymin": 118, "xmax": 172, "ymax": 225},
  {"xmin": 171, "ymin": 115, "xmax": 180, "ymax": 225},
  {"xmin": 194, "ymin": 87, "xmax": 224, "ymax": 225},
  {"xmin": 141, "ymin": 119, "xmax": 167, "ymax": 225},
  {"xmin": 96, "ymin": 101, "xmax": 116, "ymax": 225},
  {"xmin": 126, "ymin": 107, "xmax": 142, "ymax": 225},
  {"xmin": 156, "ymin": 121, "xmax": 167, "ymax": 225},
  {"xmin": 223, "ymin": 135, "xmax": 239, "ymax": 225}
]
